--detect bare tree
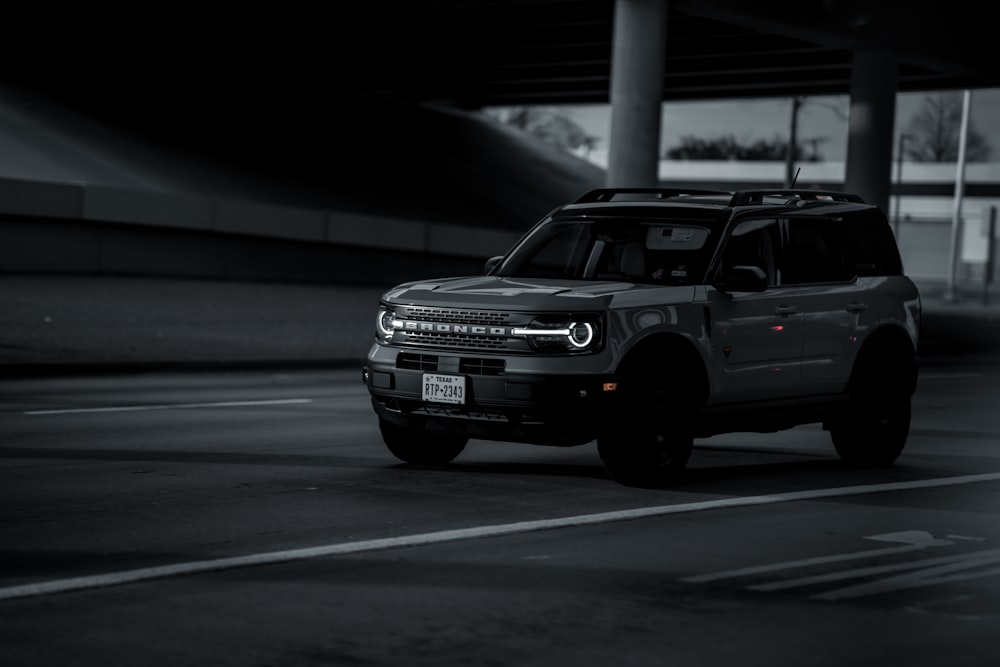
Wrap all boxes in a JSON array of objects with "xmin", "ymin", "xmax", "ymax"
[
  {"xmin": 786, "ymin": 96, "xmax": 847, "ymax": 186},
  {"xmin": 904, "ymin": 92, "xmax": 992, "ymax": 162}
]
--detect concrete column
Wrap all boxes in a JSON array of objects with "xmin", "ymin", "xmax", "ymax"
[
  {"xmin": 844, "ymin": 50, "xmax": 898, "ymax": 214},
  {"xmin": 607, "ymin": 0, "xmax": 668, "ymax": 188}
]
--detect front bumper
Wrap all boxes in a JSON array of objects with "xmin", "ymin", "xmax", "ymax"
[{"xmin": 362, "ymin": 350, "xmax": 617, "ymax": 446}]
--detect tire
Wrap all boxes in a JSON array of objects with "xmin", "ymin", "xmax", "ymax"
[
  {"xmin": 830, "ymin": 395, "xmax": 911, "ymax": 467},
  {"xmin": 829, "ymin": 350, "xmax": 914, "ymax": 468},
  {"xmin": 597, "ymin": 373, "xmax": 693, "ymax": 488},
  {"xmin": 378, "ymin": 418, "xmax": 468, "ymax": 465}
]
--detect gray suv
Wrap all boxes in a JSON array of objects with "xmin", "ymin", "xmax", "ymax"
[{"xmin": 362, "ymin": 187, "xmax": 921, "ymax": 487}]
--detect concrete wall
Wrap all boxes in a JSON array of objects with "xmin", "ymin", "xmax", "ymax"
[{"xmin": 0, "ymin": 177, "xmax": 523, "ymax": 284}]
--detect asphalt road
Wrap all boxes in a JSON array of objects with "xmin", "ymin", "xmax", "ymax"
[{"xmin": 1, "ymin": 320, "xmax": 999, "ymax": 666}]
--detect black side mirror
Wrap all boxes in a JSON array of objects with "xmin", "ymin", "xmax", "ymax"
[
  {"xmin": 484, "ymin": 255, "xmax": 503, "ymax": 274},
  {"xmin": 716, "ymin": 265, "xmax": 768, "ymax": 293}
]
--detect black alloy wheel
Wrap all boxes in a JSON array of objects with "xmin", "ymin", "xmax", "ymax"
[
  {"xmin": 830, "ymin": 349, "xmax": 915, "ymax": 467},
  {"xmin": 597, "ymin": 375, "xmax": 694, "ymax": 488}
]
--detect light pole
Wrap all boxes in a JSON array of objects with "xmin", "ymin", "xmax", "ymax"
[
  {"xmin": 893, "ymin": 133, "xmax": 909, "ymax": 238},
  {"xmin": 945, "ymin": 90, "xmax": 972, "ymax": 303},
  {"xmin": 784, "ymin": 96, "xmax": 803, "ymax": 188}
]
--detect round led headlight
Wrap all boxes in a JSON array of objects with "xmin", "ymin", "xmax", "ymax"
[
  {"xmin": 376, "ymin": 308, "xmax": 396, "ymax": 340},
  {"xmin": 513, "ymin": 316, "xmax": 601, "ymax": 353},
  {"xmin": 567, "ymin": 322, "xmax": 594, "ymax": 348}
]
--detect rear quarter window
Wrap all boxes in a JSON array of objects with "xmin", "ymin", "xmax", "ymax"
[{"xmin": 841, "ymin": 212, "xmax": 904, "ymax": 276}]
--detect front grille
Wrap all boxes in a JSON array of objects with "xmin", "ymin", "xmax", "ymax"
[
  {"xmin": 404, "ymin": 331, "xmax": 508, "ymax": 350},
  {"xmin": 395, "ymin": 352, "xmax": 506, "ymax": 376},
  {"xmin": 460, "ymin": 358, "xmax": 506, "ymax": 376},
  {"xmin": 396, "ymin": 352, "xmax": 438, "ymax": 371},
  {"xmin": 402, "ymin": 306, "xmax": 512, "ymax": 326},
  {"xmin": 393, "ymin": 305, "xmax": 531, "ymax": 353}
]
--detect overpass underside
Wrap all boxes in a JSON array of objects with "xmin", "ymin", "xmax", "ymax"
[{"xmin": 1, "ymin": 0, "xmax": 994, "ymax": 283}]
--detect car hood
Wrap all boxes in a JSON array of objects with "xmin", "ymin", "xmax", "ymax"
[{"xmin": 382, "ymin": 275, "xmax": 695, "ymax": 310}]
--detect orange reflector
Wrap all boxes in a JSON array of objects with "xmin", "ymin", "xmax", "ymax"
[{"xmin": 603, "ymin": 382, "xmax": 618, "ymax": 392}]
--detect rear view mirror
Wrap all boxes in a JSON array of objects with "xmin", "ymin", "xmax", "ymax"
[{"xmin": 484, "ymin": 255, "xmax": 503, "ymax": 274}]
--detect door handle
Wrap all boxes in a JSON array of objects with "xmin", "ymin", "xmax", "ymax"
[
  {"xmin": 773, "ymin": 305, "xmax": 798, "ymax": 315},
  {"xmin": 846, "ymin": 301, "xmax": 869, "ymax": 312}
]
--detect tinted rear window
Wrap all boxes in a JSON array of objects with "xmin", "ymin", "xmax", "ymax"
[{"xmin": 841, "ymin": 212, "xmax": 904, "ymax": 276}]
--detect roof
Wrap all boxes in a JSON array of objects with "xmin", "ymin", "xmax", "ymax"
[{"xmin": 572, "ymin": 187, "xmax": 868, "ymax": 207}]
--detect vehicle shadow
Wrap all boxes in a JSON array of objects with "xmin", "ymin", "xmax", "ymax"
[{"xmin": 393, "ymin": 447, "xmax": 911, "ymax": 491}]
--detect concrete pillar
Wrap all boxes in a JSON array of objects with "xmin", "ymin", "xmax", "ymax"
[
  {"xmin": 607, "ymin": 0, "xmax": 668, "ymax": 188},
  {"xmin": 844, "ymin": 50, "xmax": 898, "ymax": 214}
]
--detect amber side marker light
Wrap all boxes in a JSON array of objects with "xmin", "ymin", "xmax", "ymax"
[{"xmin": 603, "ymin": 382, "xmax": 618, "ymax": 392}]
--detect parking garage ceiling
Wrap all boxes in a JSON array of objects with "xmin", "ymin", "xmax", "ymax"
[
  {"xmin": 313, "ymin": 0, "xmax": 1000, "ymax": 108},
  {"xmin": 4, "ymin": 1, "xmax": 996, "ymax": 117}
]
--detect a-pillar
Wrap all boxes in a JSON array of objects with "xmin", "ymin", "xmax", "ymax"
[
  {"xmin": 607, "ymin": 0, "xmax": 668, "ymax": 188},
  {"xmin": 844, "ymin": 50, "xmax": 898, "ymax": 214}
]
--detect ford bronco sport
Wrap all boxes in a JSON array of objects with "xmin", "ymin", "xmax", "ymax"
[{"xmin": 362, "ymin": 187, "xmax": 921, "ymax": 487}]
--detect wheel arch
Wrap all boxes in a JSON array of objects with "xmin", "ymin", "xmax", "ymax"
[
  {"xmin": 850, "ymin": 323, "xmax": 919, "ymax": 396},
  {"xmin": 615, "ymin": 331, "xmax": 710, "ymax": 407}
]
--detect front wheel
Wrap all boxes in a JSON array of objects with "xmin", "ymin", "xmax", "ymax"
[
  {"xmin": 597, "ymin": 380, "xmax": 693, "ymax": 488},
  {"xmin": 378, "ymin": 419, "xmax": 468, "ymax": 465},
  {"xmin": 598, "ymin": 429, "xmax": 693, "ymax": 489}
]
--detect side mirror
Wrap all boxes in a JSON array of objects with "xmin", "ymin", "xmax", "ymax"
[
  {"xmin": 484, "ymin": 255, "xmax": 503, "ymax": 274},
  {"xmin": 716, "ymin": 265, "xmax": 768, "ymax": 293}
]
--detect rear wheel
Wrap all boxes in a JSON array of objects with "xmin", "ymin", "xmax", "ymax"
[
  {"xmin": 378, "ymin": 418, "xmax": 468, "ymax": 465},
  {"xmin": 829, "ymin": 348, "xmax": 915, "ymax": 467},
  {"xmin": 830, "ymin": 394, "xmax": 911, "ymax": 467},
  {"xmin": 597, "ymin": 372, "xmax": 694, "ymax": 488}
]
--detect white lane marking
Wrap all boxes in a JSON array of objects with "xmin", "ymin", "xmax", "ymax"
[
  {"xmin": 24, "ymin": 398, "xmax": 313, "ymax": 415},
  {"xmin": 685, "ymin": 529, "xmax": 957, "ymax": 584},
  {"xmin": 1, "ymin": 472, "xmax": 998, "ymax": 602},
  {"xmin": 680, "ymin": 544, "xmax": 927, "ymax": 583},
  {"xmin": 816, "ymin": 553, "xmax": 1000, "ymax": 601},
  {"xmin": 748, "ymin": 549, "xmax": 1000, "ymax": 592}
]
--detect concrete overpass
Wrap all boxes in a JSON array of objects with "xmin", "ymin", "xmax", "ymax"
[{"xmin": 1, "ymin": 0, "xmax": 997, "ymax": 283}]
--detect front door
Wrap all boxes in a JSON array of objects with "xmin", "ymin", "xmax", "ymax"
[{"xmin": 707, "ymin": 218, "xmax": 804, "ymax": 404}]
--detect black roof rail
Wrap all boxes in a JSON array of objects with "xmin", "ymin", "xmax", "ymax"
[
  {"xmin": 574, "ymin": 187, "xmax": 732, "ymax": 203},
  {"xmin": 729, "ymin": 189, "xmax": 865, "ymax": 206}
]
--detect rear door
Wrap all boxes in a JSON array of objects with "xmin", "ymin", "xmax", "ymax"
[{"xmin": 783, "ymin": 216, "xmax": 870, "ymax": 395}]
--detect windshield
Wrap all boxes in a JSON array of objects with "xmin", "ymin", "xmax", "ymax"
[{"xmin": 495, "ymin": 218, "xmax": 717, "ymax": 286}]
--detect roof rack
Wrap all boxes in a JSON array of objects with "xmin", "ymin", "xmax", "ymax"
[
  {"xmin": 574, "ymin": 187, "xmax": 732, "ymax": 203},
  {"xmin": 728, "ymin": 189, "xmax": 865, "ymax": 206}
]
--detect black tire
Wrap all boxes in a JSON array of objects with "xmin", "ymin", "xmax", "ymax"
[
  {"xmin": 830, "ymin": 395, "xmax": 911, "ymax": 467},
  {"xmin": 829, "ymin": 349, "xmax": 915, "ymax": 468},
  {"xmin": 378, "ymin": 418, "xmax": 468, "ymax": 465},
  {"xmin": 597, "ymin": 375, "xmax": 693, "ymax": 488}
]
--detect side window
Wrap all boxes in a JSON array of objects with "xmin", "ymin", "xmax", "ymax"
[
  {"xmin": 841, "ymin": 213, "xmax": 904, "ymax": 276},
  {"xmin": 721, "ymin": 219, "xmax": 780, "ymax": 285},
  {"xmin": 783, "ymin": 218, "xmax": 851, "ymax": 284}
]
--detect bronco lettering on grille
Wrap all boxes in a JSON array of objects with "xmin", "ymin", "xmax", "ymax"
[{"xmin": 402, "ymin": 321, "xmax": 509, "ymax": 336}]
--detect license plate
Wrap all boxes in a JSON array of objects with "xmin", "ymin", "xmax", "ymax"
[{"xmin": 422, "ymin": 373, "xmax": 466, "ymax": 404}]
